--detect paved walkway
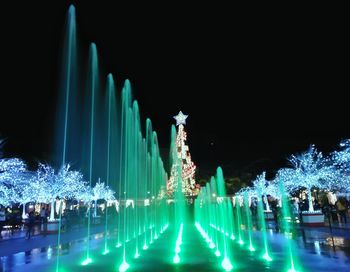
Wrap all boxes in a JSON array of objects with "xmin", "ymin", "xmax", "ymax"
[
  {"xmin": 2, "ymin": 222, "xmax": 350, "ymax": 272},
  {"xmin": 0, "ymin": 224, "xmax": 106, "ymax": 257},
  {"xmin": 1, "ymin": 220, "xmax": 350, "ymax": 257},
  {"xmin": 0, "ymin": 225, "xmax": 41, "ymax": 241},
  {"xmin": 0, "ymin": 224, "xmax": 349, "ymax": 272},
  {"xmin": 1, "ymin": 217, "xmax": 350, "ymax": 272},
  {"xmin": 324, "ymin": 221, "xmax": 350, "ymax": 229}
]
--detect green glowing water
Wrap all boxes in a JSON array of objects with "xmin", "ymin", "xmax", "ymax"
[
  {"xmin": 235, "ymin": 195, "xmax": 244, "ymax": 245},
  {"xmin": 52, "ymin": 5, "xmax": 307, "ymax": 272},
  {"xmin": 257, "ymin": 187, "xmax": 272, "ymax": 262},
  {"xmin": 194, "ymin": 167, "xmax": 234, "ymax": 271},
  {"xmin": 279, "ymin": 180, "xmax": 302, "ymax": 272},
  {"xmin": 55, "ymin": 7, "xmax": 169, "ymax": 271},
  {"xmin": 55, "ymin": 5, "xmax": 76, "ymax": 272},
  {"xmin": 243, "ymin": 192, "xmax": 255, "ymax": 251}
]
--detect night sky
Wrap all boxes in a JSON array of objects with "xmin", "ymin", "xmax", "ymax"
[{"xmin": 0, "ymin": 2, "xmax": 348, "ymax": 178}]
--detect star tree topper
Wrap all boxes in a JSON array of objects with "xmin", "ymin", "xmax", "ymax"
[{"xmin": 174, "ymin": 111, "xmax": 188, "ymax": 126}]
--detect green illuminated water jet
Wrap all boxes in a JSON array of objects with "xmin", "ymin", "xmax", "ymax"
[
  {"xmin": 226, "ymin": 196, "xmax": 235, "ymax": 241},
  {"xmin": 83, "ymin": 42, "xmax": 99, "ymax": 266},
  {"xmin": 103, "ymin": 73, "xmax": 118, "ymax": 255},
  {"xmin": 257, "ymin": 187, "xmax": 272, "ymax": 262},
  {"xmin": 50, "ymin": 5, "xmax": 310, "ymax": 272},
  {"xmin": 216, "ymin": 167, "xmax": 233, "ymax": 269},
  {"xmin": 52, "ymin": 7, "xmax": 170, "ymax": 272},
  {"xmin": 54, "ymin": 5, "xmax": 77, "ymax": 272},
  {"xmin": 210, "ymin": 177, "xmax": 221, "ymax": 254},
  {"xmin": 234, "ymin": 195, "xmax": 244, "ymax": 245},
  {"xmin": 118, "ymin": 83, "xmax": 131, "ymax": 271},
  {"xmin": 279, "ymin": 180, "xmax": 301, "ymax": 272},
  {"xmin": 194, "ymin": 167, "xmax": 234, "ymax": 271},
  {"xmin": 243, "ymin": 192, "xmax": 255, "ymax": 251}
]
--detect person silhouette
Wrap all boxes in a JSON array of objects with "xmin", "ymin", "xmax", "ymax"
[{"xmin": 26, "ymin": 211, "xmax": 35, "ymax": 239}]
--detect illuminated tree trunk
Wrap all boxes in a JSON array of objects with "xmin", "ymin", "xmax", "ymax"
[
  {"xmin": 263, "ymin": 193, "xmax": 270, "ymax": 212},
  {"xmin": 22, "ymin": 203, "xmax": 26, "ymax": 219},
  {"xmin": 94, "ymin": 200, "xmax": 97, "ymax": 217},
  {"xmin": 50, "ymin": 199, "xmax": 55, "ymax": 221},
  {"xmin": 308, "ymin": 188, "xmax": 314, "ymax": 212}
]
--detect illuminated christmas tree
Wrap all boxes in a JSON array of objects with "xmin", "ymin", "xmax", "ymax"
[{"xmin": 167, "ymin": 111, "xmax": 197, "ymax": 196}]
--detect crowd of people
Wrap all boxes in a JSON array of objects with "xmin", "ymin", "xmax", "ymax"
[
  {"xmin": 321, "ymin": 197, "xmax": 349, "ymax": 224},
  {"xmin": 292, "ymin": 196, "xmax": 349, "ymax": 224},
  {"xmin": 247, "ymin": 195, "xmax": 350, "ymax": 233},
  {"xmin": 1, "ymin": 196, "xmax": 349, "ymax": 240},
  {"xmin": 279, "ymin": 196, "xmax": 348, "ymax": 231},
  {"xmin": 0, "ymin": 204, "xmax": 115, "ymax": 240}
]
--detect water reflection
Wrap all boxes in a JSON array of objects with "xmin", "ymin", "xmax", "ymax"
[
  {"xmin": 47, "ymin": 246, "xmax": 52, "ymax": 260},
  {"xmin": 314, "ymin": 241, "xmax": 321, "ymax": 255},
  {"xmin": 0, "ymin": 231, "xmax": 106, "ymax": 271},
  {"xmin": 326, "ymin": 236, "xmax": 345, "ymax": 247},
  {"xmin": 1, "ymin": 228, "xmax": 350, "ymax": 271},
  {"xmin": 25, "ymin": 250, "xmax": 31, "ymax": 264},
  {"xmin": 298, "ymin": 228, "xmax": 350, "ymax": 258}
]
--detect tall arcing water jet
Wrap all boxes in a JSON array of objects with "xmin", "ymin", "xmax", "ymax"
[
  {"xmin": 42, "ymin": 4, "xmax": 311, "ymax": 272},
  {"xmin": 54, "ymin": 5, "xmax": 77, "ymax": 271},
  {"xmin": 52, "ymin": 6, "xmax": 170, "ymax": 272}
]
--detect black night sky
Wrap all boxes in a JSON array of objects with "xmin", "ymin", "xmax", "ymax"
[{"xmin": 0, "ymin": 2, "xmax": 348, "ymax": 179}]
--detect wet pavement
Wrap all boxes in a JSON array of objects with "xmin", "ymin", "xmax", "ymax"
[{"xmin": 0, "ymin": 222, "xmax": 350, "ymax": 272}]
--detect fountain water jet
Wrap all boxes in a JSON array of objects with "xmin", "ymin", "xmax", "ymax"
[{"xmin": 243, "ymin": 191, "xmax": 255, "ymax": 251}]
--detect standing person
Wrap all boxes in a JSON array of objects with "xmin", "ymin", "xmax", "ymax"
[
  {"xmin": 330, "ymin": 203, "xmax": 339, "ymax": 223},
  {"xmin": 250, "ymin": 197, "xmax": 257, "ymax": 224},
  {"xmin": 300, "ymin": 198, "xmax": 309, "ymax": 212},
  {"xmin": 299, "ymin": 198, "xmax": 309, "ymax": 224},
  {"xmin": 26, "ymin": 211, "xmax": 35, "ymax": 239},
  {"xmin": 346, "ymin": 198, "xmax": 350, "ymax": 218},
  {"xmin": 40, "ymin": 207, "xmax": 48, "ymax": 236},
  {"xmin": 322, "ymin": 199, "xmax": 331, "ymax": 223},
  {"xmin": 336, "ymin": 198, "xmax": 347, "ymax": 223},
  {"xmin": 270, "ymin": 200, "xmax": 279, "ymax": 232},
  {"xmin": 292, "ymin": 199, "xmax": 300, "ymax": 222},
  {"xmin": 313, "ymin": 198, "xmax": 321, "ymax": 211},
  {"xmin": 40, "ymin": 207, "xmax": 46, "ymax": 223},
  {"xmin": 0, "ymin": 206, "xmax": 6, "ymax": 239}
]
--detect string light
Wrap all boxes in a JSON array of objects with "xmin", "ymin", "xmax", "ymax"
[{"xmin": 167, "ymin": 113, "xmax": 197, "ymax": 196}]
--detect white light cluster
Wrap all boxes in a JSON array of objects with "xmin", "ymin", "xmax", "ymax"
[
  {"xmin": 0, "ymin": 160, "xmax": 117, "ymax": 212},
  {"xmin": 0, "ymin": 158, "xmax": 27, "ymax": 186},
  {"xmin": 173, "ymin": 111, "xmax": 188, "ymax": 126},
  {"xmin": 233, "ymin": 142, "xmax": 350, "ymax": 212},
  {"xmin": 167, "ymin": 112, "xmax": 197, "ymax": 196}
]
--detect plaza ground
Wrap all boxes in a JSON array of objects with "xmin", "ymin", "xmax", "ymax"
[{"xmin": 1, "ymin": 221, "xmax": 350, "ymax": 271}]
